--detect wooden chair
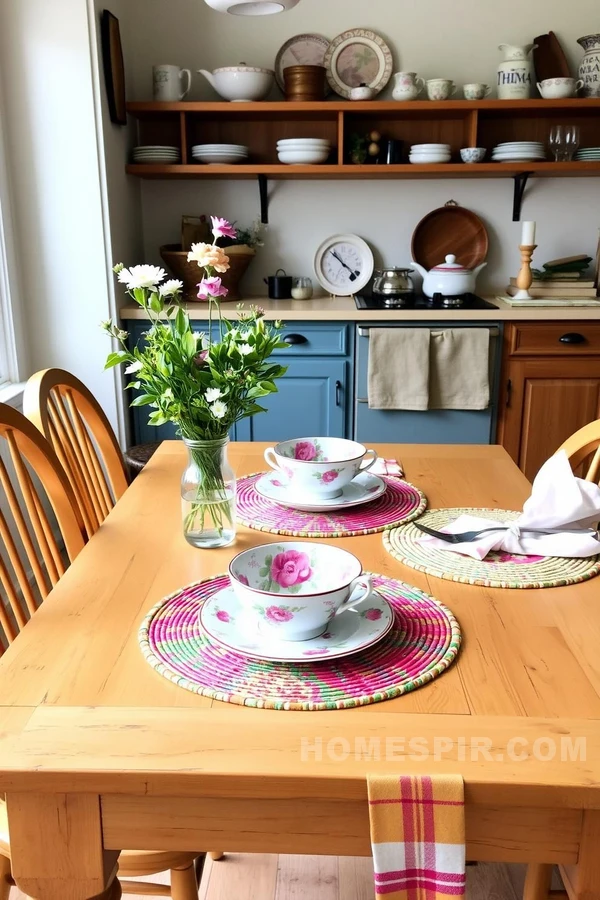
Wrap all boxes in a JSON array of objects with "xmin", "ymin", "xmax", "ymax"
[
  {"xmin": 23, "ymin": 368, "xmax": 129, "ymax": 539},
  {"xmin": 558, "ymin": 418, "xmax": 600, "ymax": 484},
  {"xmin": 0, "ymin": 403, "xmax": 221, "ymax": 900}
]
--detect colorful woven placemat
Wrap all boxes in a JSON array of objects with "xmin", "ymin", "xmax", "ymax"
[
  {"xmin": 138, "ymin": 573, "xmax": 461, "ymax": 710},
  {"xmin": 235, "ymin": 474, "xmax": 427, "ymax": 538},
  {"xmin": 384, "ymin": 507, "xmax": 600, "ymax": 589}
]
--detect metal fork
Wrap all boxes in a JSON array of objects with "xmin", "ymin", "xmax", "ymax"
[{"xmin": 414, "ymin": 522, "xmax": 600, "ymax": 544}]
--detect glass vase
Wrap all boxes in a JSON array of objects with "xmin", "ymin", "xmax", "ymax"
[{"xmin": 181, "ymin": 437, "xmax": 236, "ymax": 549}]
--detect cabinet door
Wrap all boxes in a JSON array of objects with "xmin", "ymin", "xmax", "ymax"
[
  {"xmin": 499, "ymin": 357, "xmax": 600, "ymax": 481},
  {"xmin": 238, "ymin": 358, "xmax": 347, "ymax": 443}
]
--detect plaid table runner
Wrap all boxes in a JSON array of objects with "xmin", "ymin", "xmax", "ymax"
[
  {"xmin": 367, "ymin": 774, "xmax": 466, "ymax": 899},
  {"xmin": 372, "ymin": 458, "xmax": 405, "ymax": 478}
]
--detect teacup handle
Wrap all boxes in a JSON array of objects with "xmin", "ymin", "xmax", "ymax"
[
  {"xmin": 484, "ymin": 85, "xmax": 492, "ymax": 97},
  {"xmin": 415, "ymin": 77, "xmax": 425, "ymax": 91},
  {"xmin": 264, "ymin": 447, "xmax": 283, "ymax": 473},
  {"xmin": 335, "ymin": 574, "xmax": 372, "ymax": 617},
  {"xmin": 449, "ymin": 84, "xmax": 457, "ymax": 96},
  {"xmin": 576, "ymin": 79, "xmax": 584, "ymax": 92},
  {"xmin": 359, "ymin": 449, "xmax": 378, "ymax": 473}
]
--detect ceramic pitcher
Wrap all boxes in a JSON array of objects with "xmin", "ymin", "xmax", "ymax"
[
  {"xmin": 392, "ymin": 72, "xmax": 425, "ymax": 101},
  {"xmin": 497, "ymin": 44, "xmax": 536, "ymax": 99},
  {"xmin": 577, "ymin": 34, "xmax": 600, "ymax": 97}
]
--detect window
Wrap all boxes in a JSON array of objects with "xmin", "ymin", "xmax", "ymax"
[{"xmin": 0, "ymin": 89, "xmax": 24, "ymax": 397}]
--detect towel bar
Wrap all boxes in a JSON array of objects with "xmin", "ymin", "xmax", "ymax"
[{"xmin": 357, "ymin": 326, "xmax": 500, "ymax": 338}]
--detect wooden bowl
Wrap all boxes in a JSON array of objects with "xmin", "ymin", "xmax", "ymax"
[
  {"xmin": 411, "ymin": 201, "xmax": 489, "ymax": 270},
  {"xmin": 160, "ymin": 244, "xmax": 256, "ymax": 303},
  {"xmin": 284, "ymin": 65, "xmax": 326, "ymax": 101}
]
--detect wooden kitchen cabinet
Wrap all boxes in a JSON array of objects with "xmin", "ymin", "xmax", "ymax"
[{"xmin": 497, "ymin": 323, "xmax": 600, "ymax": 481}]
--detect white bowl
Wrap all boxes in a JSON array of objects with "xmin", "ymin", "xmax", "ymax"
[
  {"xmin": 460, "ymin": 147, "xmax": 486, "ymax": 163},
  {"xmin": 192, "ymin": 144, "xmax": 249, "ymax": 151},
  {"xmin": 278, "ymin": 149, "xmax": 330, "ymax": 164},
  {"xmin": 411, "ymin": 143, "xmax": 451, "ymax": 150},
  {"xmin": 194, "ymin": 153, "xmax": 249, "ymax": 164},
  {"xmin": 277, "ymin": 138, "xmax": 331, "ymax": 146},
  {"xmin": 410, "ymin": 157, "xmax": 451, "ymax": 164}
]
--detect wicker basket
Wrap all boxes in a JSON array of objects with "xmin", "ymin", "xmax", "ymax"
[{"xmin": 160, "ymin": 244, "xmax": 256, "ymax": 302}]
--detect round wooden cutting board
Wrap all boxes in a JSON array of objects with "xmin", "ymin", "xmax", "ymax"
[{"xmin": 411, "ymin": 200, "xmax": 489, "ymax": 270}]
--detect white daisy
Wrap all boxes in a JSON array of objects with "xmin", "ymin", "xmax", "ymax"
[
  {"xmin": 210, "ymin": 400, "xmax": 227, "ymax": 419},
  {"xmin": 118, "ymin": 264, "xmax": 166, "ymax": 290},
  {"xmin": 124, "ymin": 360, "xmax": 143, "ymax": 374},
  {"xmin": 239, "ymin": 343, "xmax": 253, "ymax": 355},
  {"xmin": 159, "ymin": 279, "xmax": 183, "ymax": 297},
  {"xmin": 205, "ymin": 387, "xmax": 223, "ymax": 403}
]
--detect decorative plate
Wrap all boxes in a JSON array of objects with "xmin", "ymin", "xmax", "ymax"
[
  {"xmin": 199, "ymin": 587, "xmax": 394, "ymax": 662},
  {"xmin": 275, "ymin": 33, "xmax": 331, "ymax": 92},
  {"xmin": 255, "ymin": 470, "xmax": 387, "ymax": 512},
  {"xmin": 314, "ymin": 233, "xmax": 375, "ymax": 296},
  {"xmin": 324, "ymin": 28, "xmax": 393, "ymax": 99}
]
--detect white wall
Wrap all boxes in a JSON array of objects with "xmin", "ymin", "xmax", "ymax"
[
  {"xmin": 0, "ymin": 0, "xmax": 138, "ymax": 440},
  {"xmin": 125, "ymin": 0, "xmax": 600, "ymax": 295}
]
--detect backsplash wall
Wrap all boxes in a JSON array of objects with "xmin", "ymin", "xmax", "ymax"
[{"xmin": 124, "ymin": 0, "xmax": 600, "ymax": 294}]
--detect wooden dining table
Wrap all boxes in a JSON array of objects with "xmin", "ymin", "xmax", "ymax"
[{"xmin": 0, "ymin": 441, "xmax": 600, "ymax": 900}]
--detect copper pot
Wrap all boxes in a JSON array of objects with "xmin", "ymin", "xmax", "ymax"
[{"xmin": 283, "ymin": 65, "xmax": 326, "ymax": 101}]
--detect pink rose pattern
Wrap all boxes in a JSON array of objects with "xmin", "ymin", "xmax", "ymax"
[
  {"xmin": 313, "ymin": 468, "xmax": 342, "ymax": 485},
  {"xmin": 487, "ymin": 551, "xmax": 545, "ymax": 565},
  {"xmin": 237, "ymin": 574, "xmax": 249, "ymax": 586},
  {"xmin": 215, "ymin": 609, "xmax": 231, "ymax": 623},
  {"xmin": 294, "ymin": 441, "xmax": 318, "ymax": 461},
  {"xmin": 265, "ymin": 606, "xmax": 295, "ymax": 623},
  {"xmin": 271, "ymin": 550, "xmax": 312, "ymax": 588},
  {"xmin": 363, "ymin": 608, "xmax": 382, "ymax": 621}
]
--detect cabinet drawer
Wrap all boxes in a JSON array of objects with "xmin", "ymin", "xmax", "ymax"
[
  {"xmin": 508, "ymin": 323, "xmax": 600, "ymax": 356},
  {"xmin": 274, "ymin": 323, "xmax": 349, "ymax": 356}
]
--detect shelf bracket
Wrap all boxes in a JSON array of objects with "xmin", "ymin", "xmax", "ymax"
[
  {"xmin": 512, "ymin": 172, "xmax": 532, "ymax": 222},
  {"xmin": 257, "ymin": 174, "xmax": 269, "ymax": 224}
]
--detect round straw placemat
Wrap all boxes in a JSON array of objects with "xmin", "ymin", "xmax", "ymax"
[
  {"xmin": 384, "ymin": 507, "xmax": 600, "ymax": 589},
  {"xmin": 235, "ymin": 473, "xmax": 427, "ymax": 538},
  {"xmin": 139, "ymin": 573, "xmax": 461, "ymax": 711}
]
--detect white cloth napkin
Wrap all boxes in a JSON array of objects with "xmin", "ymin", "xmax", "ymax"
[{"xmin": 418, "ymin": 451, "xmax": 600, "ymax": 560}]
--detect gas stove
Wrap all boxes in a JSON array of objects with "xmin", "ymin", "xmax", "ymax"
[{"xmin": 355, "ymin": 291, "xmax": 498, "ymax": 311}]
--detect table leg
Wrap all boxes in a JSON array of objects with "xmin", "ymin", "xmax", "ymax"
[
  {"xmin": 5, "ymin": 792, "xmax": 120, "ymax": 900},
  {"xmin": 524, "ymin": 864, "xmax": 553, "ymax": 900},
  {"xmin": 561, "ymin": 810, "xmax": 600, "ymax": 900}
]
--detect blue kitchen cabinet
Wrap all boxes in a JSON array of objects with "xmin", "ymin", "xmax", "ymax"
[{"xmin": 125, "ymin": 319, "xmax": 353, "ymax": 444}]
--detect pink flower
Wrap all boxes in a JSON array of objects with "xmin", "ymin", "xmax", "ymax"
[
  {"xmin": 294, "ymin": 441, "xmax": 317, "ymax": 461},
  {"xmin": 236, "ymin": 573, "xmax": 249, "ymax": 586},
  {"xmin": 321, "ymin": 470, "xmax": 339, "ymax": 484},
  {"xmin": 303, "ymin": 649, "xmax": 328, "ymax": 656},
  {"xmin": 265, "ymin": 606, "xmax": 294, "ymax": 623},
  {"xmin": 197, "ymin": 276, "xmax": 229, "ymax": 301},
  {"xmin": 272, "ymin": 480, "xmax": 284, "ymax": 488},
  {"xmin": 364, "ymin": 608, "xmax": 382, "ymax": 621},
  {"xmin": 211, "ymin": 216, "xmax": 237, "ymax": 240},
  {"xmin": 271, "ymin": 550, "xmax": 312, "ymax": 588},
  {"xmin": 216, "ymin": 610, "xmax": 231, "ymax": 623},
  {"xmin": 193, "ymin": 349, "xmax": 209, "ymax": 366},
  {"xmin": 494, "ymin": 552, "xmax": 544, "ymax": 565}
]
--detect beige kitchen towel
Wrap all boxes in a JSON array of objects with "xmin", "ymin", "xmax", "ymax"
[
  {"xmin": 368, "ymin": 328, "xmax": 431, "ymax": 410},
  {"xmin": 429, "ymin": 329, "xmax": 490, "ymax": 410}
]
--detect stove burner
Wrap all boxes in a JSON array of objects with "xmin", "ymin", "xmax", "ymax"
[{"xmin": 355, "ymin": 291, "xmax": 498, "ymax": 312}]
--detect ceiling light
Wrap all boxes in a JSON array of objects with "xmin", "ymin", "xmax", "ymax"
[{"xmin": 204, "ymin": 0, "xmax": 300, "ymax": 14}]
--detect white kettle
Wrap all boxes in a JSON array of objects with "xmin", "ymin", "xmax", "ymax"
[{"xmin": 410, "ymin": 255, "xmax": 487, "ymax": 298}]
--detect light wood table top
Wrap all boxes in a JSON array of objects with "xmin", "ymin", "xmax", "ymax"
[{"xmin": 1, "ymin": 442, "xmax": 600, "ymax": 900}]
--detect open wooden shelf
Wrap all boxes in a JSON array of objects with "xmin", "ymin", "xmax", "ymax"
[
  {"xmin": 125, "ymin": 161, "xmax": 600, "ymax": 180},
  {"xmin": 125, "ymin": 98, "xmax": 600, "ymax": 218}
]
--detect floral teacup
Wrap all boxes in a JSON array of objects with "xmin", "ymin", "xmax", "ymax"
[
  {"xmin": 426, "ymin": 78, "xmax": 456, "ymax": 101},
  {"xmin": 463, "ymin": 82, "xmax": 491, "ymax": 100},
  {"xmin": 263, "ymin": 437, "xmax": 378, "ymax": 499},
  {"xmin": 229, "ymin": 542, "xmax": 372, "ymax": 641}
]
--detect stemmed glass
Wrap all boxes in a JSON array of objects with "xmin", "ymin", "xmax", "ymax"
[
  {"xmin": 549, "ymin": 125, "xmax": 566, "ymax": 161},
  {"xmin": 564, "ymin": 125, "xmax": 580, "ymax": 161}
]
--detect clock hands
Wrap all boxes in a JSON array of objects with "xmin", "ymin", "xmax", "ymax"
[{"xmin": 330, "ymin": 249, "xmax": 360, "ymax": 282}]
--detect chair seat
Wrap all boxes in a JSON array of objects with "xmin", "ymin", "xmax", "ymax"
[{"xmin": 0, "ymin": 800, "xmax": 196, "ymax": 875}]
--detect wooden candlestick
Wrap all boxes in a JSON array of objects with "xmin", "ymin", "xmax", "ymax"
[{"xmin": 512, "ymin": 244, "xmax": 537, "ymax": 300}]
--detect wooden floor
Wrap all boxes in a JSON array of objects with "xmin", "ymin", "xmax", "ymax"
[{"xmin": 10, "ymin": 856, "xmax": 562, "ymax": 900}]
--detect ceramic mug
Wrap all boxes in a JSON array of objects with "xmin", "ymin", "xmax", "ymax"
[
  {"xmin": 426, "ymin": 79, "xmax": 457, "ymax": 101},
  {"xmin": 264, "ymin": 437, "xmax": 378, "ymax": 499},
  {"xmin": 229, "ymin": 542, "xmax": 373, "ymax": 641},
  {"xmin": 537, "ymin": 77, "xmax": 583, "ymax": 99},
  {"xmin": 463, "ymin": 82, "xmax": 492, "ymax": 100},
  {"xmin": 153, "ymin": 65, "xmax": 192, "ymax": 101}
]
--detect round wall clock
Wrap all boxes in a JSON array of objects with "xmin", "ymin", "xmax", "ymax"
[{"xmin": 314, "ymin": 234, "xmax": 374, "ymax": 296}]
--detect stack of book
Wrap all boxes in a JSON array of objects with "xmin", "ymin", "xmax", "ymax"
[{"xmin": 506, "ymin": 254, "xmax": 598, "ymax": 299}]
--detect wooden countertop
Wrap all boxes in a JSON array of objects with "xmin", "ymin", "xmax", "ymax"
[{"xmin": 119, "ymin": 295, "xmax": 600, "ymax": 322}]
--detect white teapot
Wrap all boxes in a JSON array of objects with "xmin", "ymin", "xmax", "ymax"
[{"xmin": 410, "ymin": 255, "xmax": 487, "ymax": 298}]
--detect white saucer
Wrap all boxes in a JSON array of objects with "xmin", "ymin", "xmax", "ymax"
[
  {"xmin": 199, "ymin": 586, "xmax": 394, "ymax": 662},
  {"xmin": 255, "ymin": 471, "xmax": 387, "ymax": 512}
]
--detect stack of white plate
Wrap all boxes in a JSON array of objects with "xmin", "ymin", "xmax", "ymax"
[
  {"xmin": 192, "ymin": 144, "xmax": 249, "ymax": 165},
  {"xmin": 575, "ymin": 147, "xmax": 600, "ymax": 161},
  {"xmin": 409, "ymin": 143, "xmax": 451, "ymax": 164},
  {"xmin": 132, "ymin": 145, "xmax": 180, "ymax": 164},
  {"xmin": 277, "ymin": 138, "xmax": 331, "ymax": 165},
  {"xmin": 491, "ymin": 142, "xmax": 546, "ymax": 163}
]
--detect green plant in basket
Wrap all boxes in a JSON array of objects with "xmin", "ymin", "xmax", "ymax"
[{"xmin": 103, "ymin": 216, "xmax": 288, "ymax": 548}]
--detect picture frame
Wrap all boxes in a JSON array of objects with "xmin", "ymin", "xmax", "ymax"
[{"xmin": 101, "ymin": 10, "xmax": 127, "ymax": 126}]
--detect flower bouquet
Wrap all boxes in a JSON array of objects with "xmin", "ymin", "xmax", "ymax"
[{"xmin": 104, "ymin": 216, "xmax": 288, "ymax": 548}]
